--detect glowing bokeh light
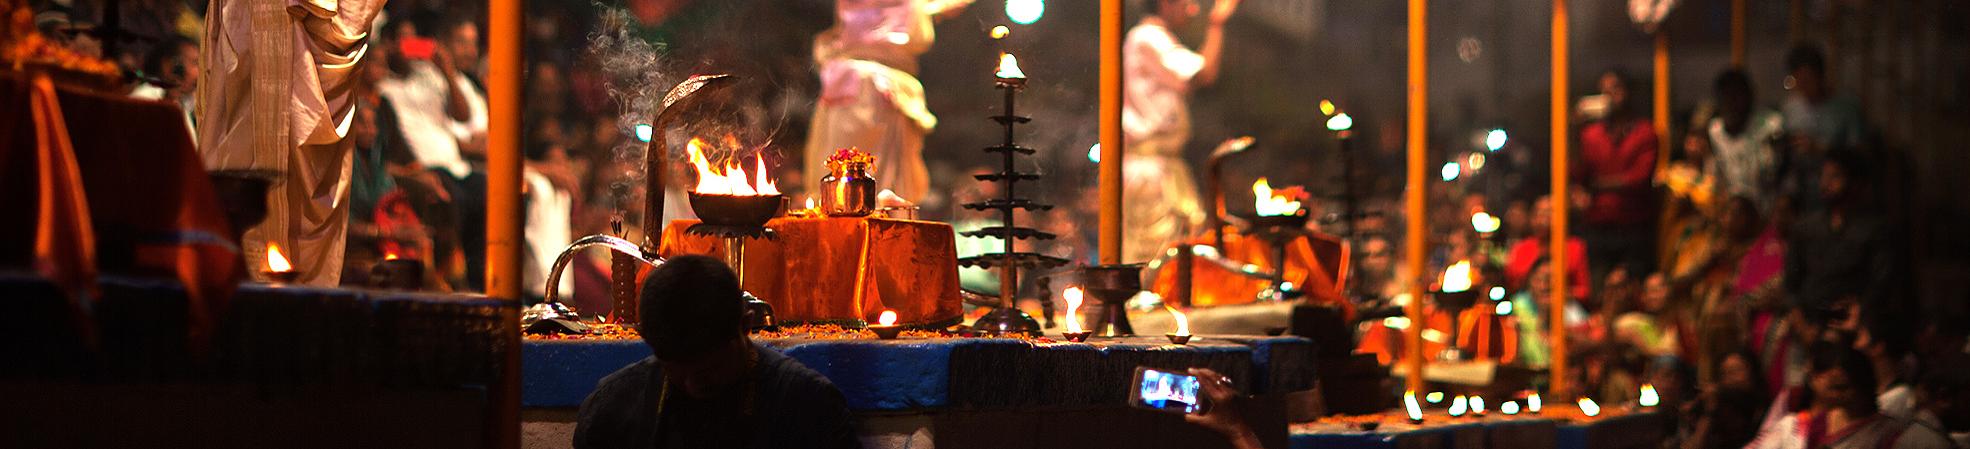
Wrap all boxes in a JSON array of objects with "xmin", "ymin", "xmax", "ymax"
[
  {"xmin": 1485, "ymin": 129, "xmax": 1507, "ymax": 151},
  {"xmin": 1441, "ymin": 162, "xmax": 1461, "ymax": 181},
  {"xmin": 1006, "ymin": 0, "xmax": 1044, "ymax": 25},
  {"xmin": 1326, "ymin": 113, "xmax": 1354, "ymax": 131}
]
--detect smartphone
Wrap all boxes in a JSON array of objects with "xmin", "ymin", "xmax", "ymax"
[
  {"xmin": 399, "ymin": 36, "xmax": 438, "ymax": 60},
  {"xmin": 1130, "ymin": 366, "xmax": 1205, "ymax": 414}
]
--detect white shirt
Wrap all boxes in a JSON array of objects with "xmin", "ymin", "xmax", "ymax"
[
  {"xmin": 377, "ymin": 61, "xmax": 484, "ymax": 178},
  {"xmin": 521, "ymin": 168, "xmax": 572, "ymax": 299},
  {"xmin": 1708, "ymin": 110, "xmax": 1783, "ymax": 210},
  {"xmin": 1123, "ymin": 18, "xmax": 1205, "ymax": 157}
]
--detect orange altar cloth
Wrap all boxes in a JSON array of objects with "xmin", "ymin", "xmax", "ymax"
[{"xmin": 659, "ymin": 216, "xmax": 963, "ymax": 325}]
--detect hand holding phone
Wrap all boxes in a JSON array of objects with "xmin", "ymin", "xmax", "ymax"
[
  {"xmin": 1130, "ymin": 367, "xmax": 1206, "ymax": 414},
  {"xmin": 1181, "ymin": 367, "xmax": 1262, "ymax": 449}
]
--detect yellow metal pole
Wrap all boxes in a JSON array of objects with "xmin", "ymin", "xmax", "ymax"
[
  {"xmin": 1404, "ymin": 0, "xmax": 1428, "ymax": 394},
  {"xmin": 1099, "ymin": 0, "xmax": 1124, "ymax": 265},
  {"xmin": 1654, "ymin": 32, "xmax": 1671, "ymax": 174},
  {"xmin": 1549, "ymin": 0, "xmax": 1571, "ymax": 399},
  {"xmin": 1731, "ymin": 0, "xmax": 1747, "ymax": 68},
  {"xmin": 487, "ymin": 0, "xmax": 524, "ymax": 446}
]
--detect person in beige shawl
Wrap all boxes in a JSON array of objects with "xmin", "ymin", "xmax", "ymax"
[
  {"xmin": 804, "ymin": 0, "xmax": 971, "ymax": 206},
  {"xmin": 196, "ymin": 0, "xmax": 384, "ymax": 285}
]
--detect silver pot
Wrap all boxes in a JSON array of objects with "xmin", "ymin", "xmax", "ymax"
[{"xmin": 822, "ymin": 163, "xmax": 877, "ymax": 217}]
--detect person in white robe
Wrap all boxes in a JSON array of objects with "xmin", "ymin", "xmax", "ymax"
[
  {"xmin": 196, "ymin": 0, "xmax": 386, "ymax": 285},
  {"xmin": 1121, "ymin": 0, "xmax": 1238, "ymax": 263},
  {"xmin": 803, "ymin": 0, "xmax": 972, "ymax": 206}
]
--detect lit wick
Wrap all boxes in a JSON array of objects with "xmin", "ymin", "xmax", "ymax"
[
  {"xmin": 868, "ymin": 310, "xmax": 904, "ymax": 340},
  {"xmin": 1165, "ymin": 305, "xmax": 1192, "ymax": 345},
  {"xmin": 1577, "ymin": 397, "xmax": 1601, "ymax": 417},
  {"xmin": 1404, "ymin": 390, "xmax": 1424, "ymax": 423},
  {"xmin": 1061, "ymin": 287, "xmax": 1091, "ymax": 342},
  {"xmin": 263, "ymin": 243, "xmax": 298, "ymax": 284},
  {"xmin": 995, "ymin": 53, "xmax": 1027, "ymax": 81}
]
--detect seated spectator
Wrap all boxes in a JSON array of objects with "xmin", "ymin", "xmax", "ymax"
[
  {"xmin": 1615, "ymin": 273, "xmax": 1688, "ymax": 360},
  {"xmin": 376, "ymin": 15, "xmax": 490, "ymax": 290},
  {"xmin": 1911, "ymin": 354, "xmax": 1970, "ymax": 448},
  {"xmin": 129, "ymin": 36, "xmax": 198, "ymax": 139},
  {"xmin": 575, "ymin": 256, "xmax": 861, "ymax": 448},
  {"xmin": 1505, "ymin": 195, "xmax": 1591, "ymax": 301},
  {"xmin": 1681, "ymin": 350, "xmax": 1771, "ymax": 449},
  {"xmin": 1679, "ymin": 197, "xmax": 1766, "ymax": 381},
  {"xmin": 1854, "ymin": 306, "xmax": 1919, "ymax": 419},
  {"xmin": 1748, "ymin": 344, "xmax": 1938, "ymax": 449},
  {"xmin": 1510, "ymin": 257, "xmax": 1589, "ymax": 369}
]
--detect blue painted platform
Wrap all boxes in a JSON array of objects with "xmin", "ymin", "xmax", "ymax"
[{"xmin": 522, "ymin": 335, "xmax": 1316, "ymax": 411}]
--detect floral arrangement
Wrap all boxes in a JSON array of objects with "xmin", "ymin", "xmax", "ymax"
[
  {"xmin": 1, "ymin": 4, "xmax": 120, "ymax": 78},
  {"xmin": 826, "ymin": 147, "xmax": 875, "ymax": 169}
]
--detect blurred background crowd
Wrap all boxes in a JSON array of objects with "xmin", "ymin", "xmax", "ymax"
[{"xmin": 22, "ymin": 0, "xmax": 1970, "ymax": 446}]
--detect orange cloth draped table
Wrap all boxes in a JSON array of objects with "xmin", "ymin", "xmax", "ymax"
[
  {"xmin": 658, "ymin": 216, "xmax": 962, "ymax": 325},
  {"xmin": 0, "ymin": 71, "xmax": 240, "ymax": 344},
  {"xmin": 1147, "ymin": 229, "xmax": 1353, "ymax": 319}
]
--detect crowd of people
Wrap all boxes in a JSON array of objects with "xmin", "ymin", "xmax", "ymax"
[
  {"xmin": 1346, "ymin": 45, "xmax": 1966, "ymax": 449},
  {"xmin": 27, "ymin": 0, "xmax": 1969, "ymax": 446}
]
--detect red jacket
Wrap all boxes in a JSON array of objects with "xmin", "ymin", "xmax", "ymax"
[{"xmin": 1578, "ymin": 119, "xmax": 1660, "ymax": 225}]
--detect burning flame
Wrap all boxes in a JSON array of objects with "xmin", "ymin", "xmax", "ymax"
[
  {"xmin": 1426, "ymin": 391, "xmax": 1445, "ymax": 404},
  {"xmin": 685, "ymin": 138, "xmax": 780, "ymax": 196},
  {"xmin": 1165, "ymin": 305, "xmax": 1190, "ymax": 336},
  {"xmin": 1639, "ymin": 384, "xmax": 1660, "ymax": 407},
  {"xmin": 1441, "ymin": 260, "xmax": 1474, "ymax": 293},
  {"xmin": 1404, "ymin": 391, "xmax": 1424, "ymax": 422},
  {"xmin": 1471, "ymin": 395, "xmax": 1487, "ymax": 415},
  {"xmin": 995, "ymin": 53, "xmax": 1026, "ymax": 79},
  {"xmin": 1502, "ymin": 401, "xmax": 1521, "ymax": 415},
  {"xmin": 1577, "ymin": 398, "xmax": 1601, "ymax": 417},
  {"xmin": 383, "ymin": 251, "xmax": 399, "ymax": 261},
  {"xmin": 1252, "ymin": 178, "xmax": 1303, "ymax": 217},
  {"xmin": 805, "ymin": 196, "xmax": 817, "ymax": 211},
  {"xmin": 990, "ymin": 25, "xmax": 1010, "ymax": 39},
  {"xmin": 1448, "ymin": 395, "xmax": 1469, "ymax": 417},
  {"xmin": 877, "ymin": 310, "xmax": 898, "ymax": 326},
  {"xmin": 1527, "ymin": 393, "xmax": 1543, "ymax": 413},
  {"xmin": 1063, "ymin": 287, "xmax": 1085, "ymax": 334},
  {"xmin": 266, "ymin": 243, "xmax": 293, "ymax": 273}
]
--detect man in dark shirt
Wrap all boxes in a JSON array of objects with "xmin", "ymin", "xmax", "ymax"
[
  {"xmin": 575, "ymin": 255, "xmax": 862, "ymax": 449},
  {"xmin": 1783, "ymin": 151, "xmax": 1898, "ymax": 312}
]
